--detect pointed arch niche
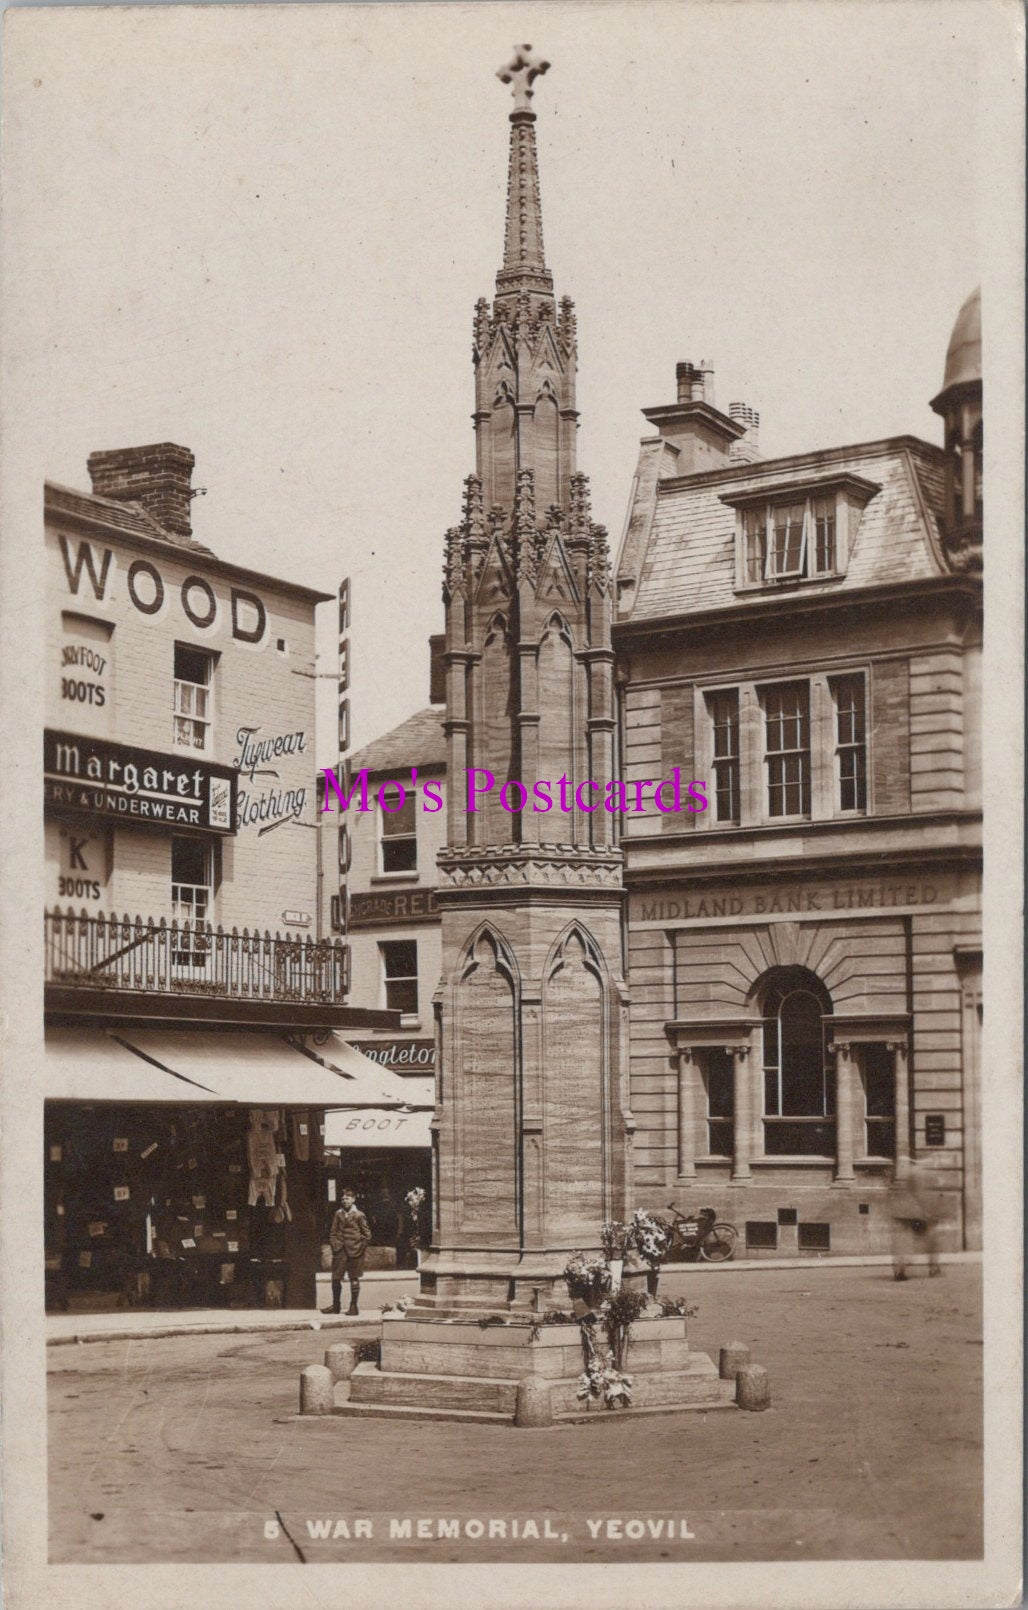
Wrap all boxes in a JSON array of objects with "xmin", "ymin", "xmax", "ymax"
[
  {"xmin": 532, "ymin": 382, "xmax": 561, "ymax": 510},
  {"xmin": 456, "ymin": 928, "xmax": 519, "ymax": 1234},
  {"xmin": 536, "ymin": 612, "xmax": 575, "ymax": 843},
  {"xmin": 476, "ymin": 613, "xmax": 514, "ymax": 846},
  {"xmin": 489, "ymin": 384, "xmax": 517, "ymax": 509},
  {"xmin": 542, "ymin": 926, "xmax": 608, "ymax": 1231}
]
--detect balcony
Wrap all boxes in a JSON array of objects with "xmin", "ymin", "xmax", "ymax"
[{"xmin": 44, "ymin": 908, "xmax": 397, "ymax": 1032}]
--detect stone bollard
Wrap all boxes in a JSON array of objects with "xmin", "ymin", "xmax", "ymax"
[
  {"xmin": 514, "ymin": 1376, "xmax": 553, "ymax": 1428},
  {"xmin": 299, "ymin": 1364, "xmax": 334, "ymax": 1415},
  {"xmin": 735, "ymin": 1364, "xmax": 771, "ymax": 1411},
  {"xmin": 719, "ymin": 1341, "xmax": 751, "ymax": 1380},
  {"xmin": 324, "ymin": 1342, "xmax": 358, "ymax": 1382}
]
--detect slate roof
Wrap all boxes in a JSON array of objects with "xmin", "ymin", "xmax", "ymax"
[
  {"xmin": 45, "ymin": 481, "xmax": 333, "ymax": 601},
  {"xmin": 45, "ymin": 482, "xmax": 211, "ymax": 550},
  {"xmin": 619, "ymin": 436, "xmax": 947, "ymax": 626},
  {"xmin": 349, "ymin": 707, "xmax": 446, "ymax": 775}
]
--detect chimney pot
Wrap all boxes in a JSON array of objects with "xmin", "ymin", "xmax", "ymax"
[
  {"xmin": 728, "ymin": 403, "xmax": 761, "ymax": 462},
  {"xmin": 87, "ymin": 443, "xmax": 196, "ymax": 540},
  {"xmin": 675, "ymin": 361, "xmax": 698, "ymax": 404}
]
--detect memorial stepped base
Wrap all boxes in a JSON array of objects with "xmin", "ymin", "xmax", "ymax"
[{"xmin": 338, "ymin": 1312, "xmax": 737, "ymax": 1425}]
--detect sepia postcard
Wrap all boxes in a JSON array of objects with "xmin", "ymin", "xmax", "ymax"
[{"xmin": 1, "ymin": 4, "xmax": 1023, "ymax": 1608}]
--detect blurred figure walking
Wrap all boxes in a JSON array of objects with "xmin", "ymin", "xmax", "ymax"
[{"xmin": 887, "ymin": 1159, "xmax": 943, "ymax": 1280}]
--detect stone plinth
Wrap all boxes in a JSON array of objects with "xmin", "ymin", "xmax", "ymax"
[{"xmin": 338, "ymin": 1310, "xmax": 736, "ymax": 1425}]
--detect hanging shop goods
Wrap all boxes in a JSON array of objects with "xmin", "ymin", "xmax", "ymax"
[{"xmin": 44, "ymin": 1102, "xmax": 323, "ymax": 1312}]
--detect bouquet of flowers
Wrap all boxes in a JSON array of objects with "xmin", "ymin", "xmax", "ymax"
[
  {"xmin": 402, "ymin": 1187, "xmax": 427, "ymax": 1261},
  {"xmin": 600, "ymin": 1220, "xmax": 629, "ymax": 1260},
  {"xmin": 602, "ymin": 1284, "xmax": 649, "ymax": 1370},
  {"xmin": 577, "ymin": 1359, "xmax": 634, "ymax": 1410},
  {"xmin": 563, "ymin": 1251, "xmax": 611, "ymax": 1299},
  {"xmin": 627, "ymin": 1208, "xmax": 670, "ymax": 1269}
]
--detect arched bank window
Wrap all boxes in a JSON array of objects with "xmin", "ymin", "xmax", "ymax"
[{"xmin": 761, "ymin": 971, "xmax": 834, "ymax": 1156}]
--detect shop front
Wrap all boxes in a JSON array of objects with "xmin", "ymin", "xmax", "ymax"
[
  {"xmin": 44, "ymin": 1027, "xmax": 431, "ymax": 1310},
  {"xmin": 323, "ymin": 1098, "xmax": 433, "ymax": 1270}
]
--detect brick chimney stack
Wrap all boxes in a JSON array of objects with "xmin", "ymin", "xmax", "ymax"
[
  {"xmin": 647, "ymin": 361, "xmax": 744, "ymax": 475},
  {"xmin": 728, "ymin": 403, "xmax": 761, "ymax": 463},
  {"xmin": 87, "ymin": 443, "xmax": 196, "ymax": 541}
]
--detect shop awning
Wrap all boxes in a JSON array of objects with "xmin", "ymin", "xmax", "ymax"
[
  {"xmin": 44, "ymin": 1027, "xmax": 435, "ymax": 1111},
  {"xmin": 44, "ymin": 1027, "xmax": 219, "ymax": 1101}
]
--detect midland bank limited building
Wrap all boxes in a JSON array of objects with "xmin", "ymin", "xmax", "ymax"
[
  {"xmin": 615, "ymin": 294, "xmax": 983, "ymax": 1257},
  {"xmin": 42, "ymin": 444, "xmax": 423, "ymax": 1311}
]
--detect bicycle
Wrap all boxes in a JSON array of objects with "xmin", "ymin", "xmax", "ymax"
[{"xmin": 659, "ymin": 1204, "xmax": 738, "ymax": 1263}]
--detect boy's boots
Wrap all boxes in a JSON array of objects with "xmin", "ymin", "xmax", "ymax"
[
  {"xmin": 322, "ymin": 1280, "xmax": 342, "ymax": 1314},
  {"xmin": 346, "ymin": 1281, "xmax": 360, "ymax": 1316}
]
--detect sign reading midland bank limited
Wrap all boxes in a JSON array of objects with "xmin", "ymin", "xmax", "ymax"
[{"xmin": 44, "ymin": 729, "xmax": 237, "ymax": 833}]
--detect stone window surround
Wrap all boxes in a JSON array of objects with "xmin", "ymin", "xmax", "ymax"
[
  {"xmin": 694, "ymin": 667, "xmax": 869, "ymax": 828},
  {"xmin": 664, "ymin": 1014, "xmax": 911, "ymax": 1185}
]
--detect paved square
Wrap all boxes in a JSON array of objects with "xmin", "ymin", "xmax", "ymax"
[{"xmin": 47, "ymin": 1264, "xmax": 982, "ymax": 1563}]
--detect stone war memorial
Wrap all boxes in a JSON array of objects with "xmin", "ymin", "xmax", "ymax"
[{"xmin": 331, "ymin": 48, "xmax": 756, "ymax": 1427}]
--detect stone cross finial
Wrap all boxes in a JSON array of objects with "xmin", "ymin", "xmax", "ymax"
[{"xmin": 497, "ymin": 45, "xmax": 550, "ymax": 112}]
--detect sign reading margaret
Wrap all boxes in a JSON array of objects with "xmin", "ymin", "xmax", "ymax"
[{"xmin": 44, "ymin": 730, "xmax": 237, "ymax": 833}]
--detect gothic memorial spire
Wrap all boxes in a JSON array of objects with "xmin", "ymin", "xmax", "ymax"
[
  {"xmin": 468, "ymin": 46, "xmax": 580, "ymax": 514},
  {"xmin": 441, "ymin": 48, "xmax": 615, "ymax": 854}
]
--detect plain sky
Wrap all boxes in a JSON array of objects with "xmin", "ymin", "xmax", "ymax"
[{"xmin": 4, "ymin": 0, "xmax": 993, "ymax": 754}]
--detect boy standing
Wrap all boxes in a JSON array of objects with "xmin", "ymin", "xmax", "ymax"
[{"xmin": 323, "ymin": 1189, "xmax": 372, "ymax": 1315}]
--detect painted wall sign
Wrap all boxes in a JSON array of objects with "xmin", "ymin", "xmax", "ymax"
[
  {"xmin": 44, "ymin": 729, "xmax": 237, "ymax": 833},
  {"xmin": 60, "ymin": 643, "xmax": 108, "ymax": 707},
  {"xmin": 48, "ymin": 821, "xmax": 111, "ymax": 903},
  {"xmin": 232, "ymin": 726, "xmax": 309, "ymax": 832},
  {"xmin": 349, "ymin": 888, "xmax": 439, "ymax": 928},
  {"xmin": 631, "ymin": 874, "xmax": 964, "ymax": 927},
  {"xmin": 57, "ymin": 614, "xmax": 114, "ymax": 739},
  {"xmin": 57, "ymin": 535, "xmax": 267, "ymax": 645},
  {"xmin": 351, "ymin": 1038, "xmax": 436, "ymax": 1071}
]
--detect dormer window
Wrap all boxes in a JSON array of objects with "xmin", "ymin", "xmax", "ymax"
[
  {"xmin": 742, "ymin": 496, "xmax": 837, "ymax": 584},
  {"xmin": 724, "ymin": 472, "xmax": 879, "ymax": 594}
]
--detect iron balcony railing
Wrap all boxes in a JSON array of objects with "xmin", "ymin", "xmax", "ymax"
[{"xmin": 44, "ymin": 907, "xmax": 349, "ymax": 1004}]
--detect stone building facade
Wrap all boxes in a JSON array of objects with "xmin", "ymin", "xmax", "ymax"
[
  {"xmin": 613, "ymin": 292, "xmax": 983, "ymax": 1255},
  {"xmin": 43, "ymin": 444, "xmax": 404, "ymax": 1312},
  {"xmin": 46, "ymin": 445, "xmax": 325, "ymax": 937}
]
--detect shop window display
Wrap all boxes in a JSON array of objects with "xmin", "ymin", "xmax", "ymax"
[{"xmin": 44, "ymin": 1102, "xmax": 322, "ymax": 1312}]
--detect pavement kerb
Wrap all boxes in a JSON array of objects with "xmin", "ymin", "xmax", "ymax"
[
  {"xmin": 46, "ymin": 1313, "xmax": 385, "ymax": 1347},
  {"xmin": 46, "ymin": 1251, "xmax": 980, "ymax": 1346},
  {"xmin": 672, "ymin": 1250, "xmax": 980, "ymax": 1274}
]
